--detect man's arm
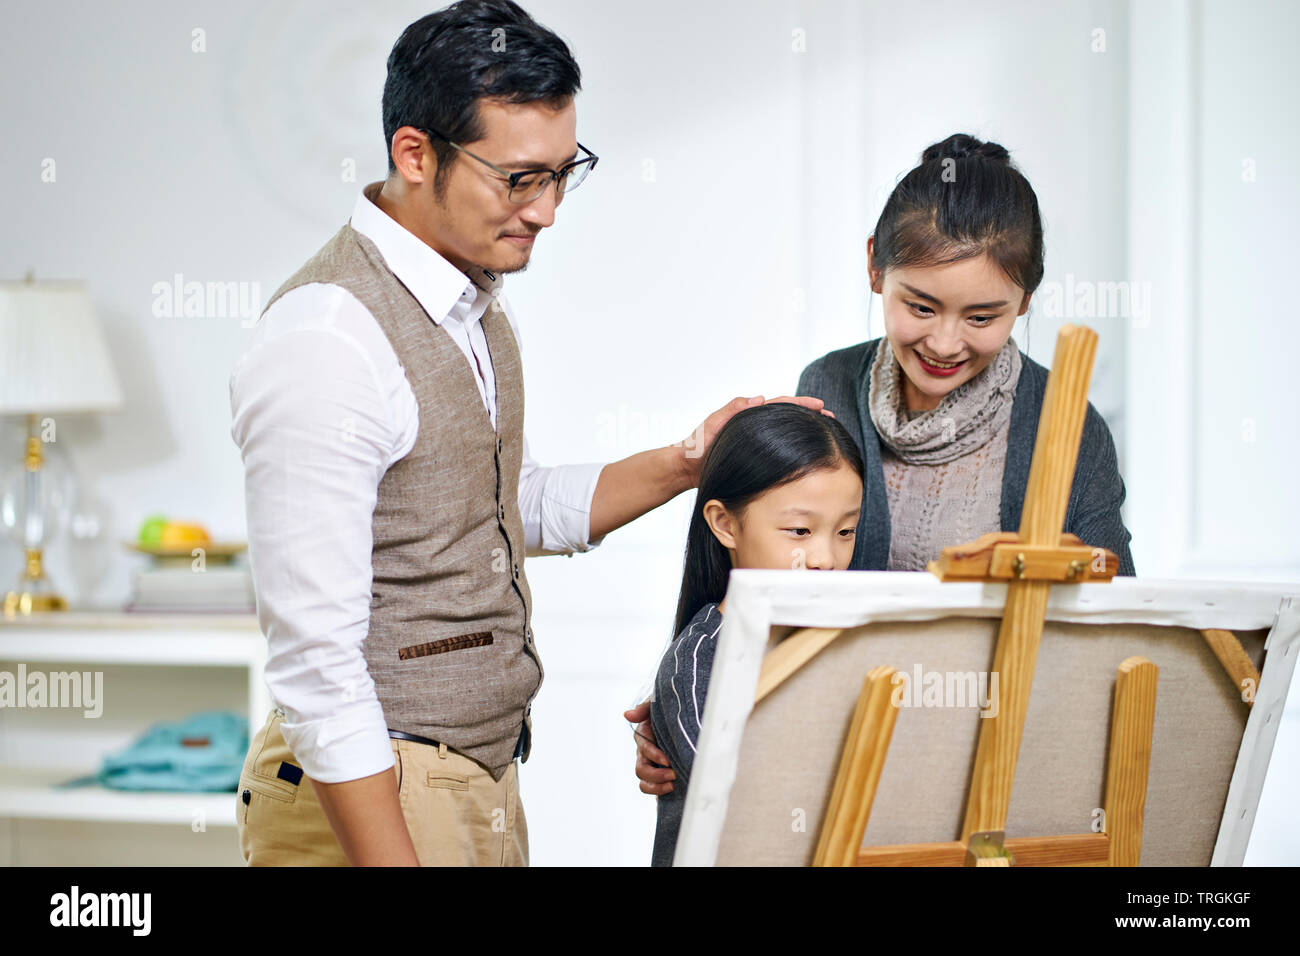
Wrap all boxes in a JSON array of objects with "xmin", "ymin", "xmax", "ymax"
[
  {"xmin": 499, "ymin": 292, "xmax": 836, "ymax": 788},
  {"xmin": 502, "ymin": 292, "xmax": 684, "ymax": 555},
  {"xmin": 589, "ymin": 446, "xmax": 694, "ymax": 542},
  {"xmin": 311, "ymin": 770, "xmax": 416, "ymax": 866},
  {"xmin": 518, "ymin": 435, "xmax": 606, "ymax": 557},
  {"xmin": 591, "ymin": 395, "xmax": 834, "ymax": 541},
  {"xmin": 497, "ymin": 290, "xmax": 832, "ymax": 547},
  {"xmin": 231, "ymin": 300, "xmax": 418, "ymax": 866}
]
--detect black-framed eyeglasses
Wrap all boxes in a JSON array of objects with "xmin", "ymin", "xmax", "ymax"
[{"xmin": 418, "ymin": 127, "xmax": 598, "ymax": 204}]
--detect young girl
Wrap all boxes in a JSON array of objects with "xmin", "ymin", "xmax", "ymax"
[{"xmin": 649, "ymin": 402, "xmax": 864, "ymax": 866}]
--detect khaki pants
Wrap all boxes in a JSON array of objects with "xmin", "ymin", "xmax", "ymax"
[{"xmin": 236, "ymin": 709, "xmax": 528, "ymax": 866}]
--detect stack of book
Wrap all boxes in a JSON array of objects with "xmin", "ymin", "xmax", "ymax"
[{"xmin": 126, "ymin": 566, "xmax": 255, "ymax": 613}]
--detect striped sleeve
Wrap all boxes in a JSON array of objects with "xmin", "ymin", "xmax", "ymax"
[{"xmin": 652, "ymin": 606, "xmax": 723, "ymax": 781}]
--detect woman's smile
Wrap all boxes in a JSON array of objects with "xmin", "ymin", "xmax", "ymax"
[{"xmin": 914, "ymin": 349, "xmax": 969, "ymax": 376}]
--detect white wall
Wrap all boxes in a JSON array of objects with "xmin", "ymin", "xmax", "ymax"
[
  {"xmin": 1, "ymin": 0, "xmax": 1295, "ymax": 865},
  {"xmin": 1124, "ymin": 0, "xmax": 1300, "ymax": 865},
  {"xmin": 1127, "ymin": 0, "xmax": 1300, "ymax": 581}
]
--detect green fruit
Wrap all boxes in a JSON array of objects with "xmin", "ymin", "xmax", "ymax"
[{"xmin": 138, "ymin": 515, "xmax": 168, "ymax": 546}]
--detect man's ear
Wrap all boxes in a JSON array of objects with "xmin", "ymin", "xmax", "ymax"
[
  {"xmin": 390, "ymin": 125, "xmax": 434, "ymax": 186},
  {"xmin": 702, "ymin": 499, "xmax": 738, "ymax": 550},
  {"xmin": 866, "ymin": 236, "xmax": 884, "ymax": 295}
]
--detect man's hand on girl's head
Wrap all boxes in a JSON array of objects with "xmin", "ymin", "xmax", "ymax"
[{"xmin": 673, "ymin": 395, "xmax": 836, "ymax": 488}]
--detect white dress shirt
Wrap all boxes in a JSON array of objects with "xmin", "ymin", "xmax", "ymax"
[{"xmin": 229, "ymin": 183, "xmax": 606, "ymax": 783}]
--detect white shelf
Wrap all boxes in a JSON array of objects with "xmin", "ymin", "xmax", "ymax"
[
  {"xmin": 0, "ymin": 610, "xmax": 267, "ymax": 856},
  {"xmin": 1, "ymin": 610, "xmax": 259, "ymax": 629},
  {"xmin": 0, "ymin": 766, "xmax": 238, "ymax": 827},
  {"xmin": 0, "ymin": 610, "xmax": 262, "ymax": 666}
]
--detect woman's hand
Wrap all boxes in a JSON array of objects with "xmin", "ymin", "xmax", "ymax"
[
  {"xmin": 623, "ymin": 700, "xmax": 675, "ymax": 795},
  {"xmin": 674, "ymin": 395, "xmax": 835, "ymax": 488}
]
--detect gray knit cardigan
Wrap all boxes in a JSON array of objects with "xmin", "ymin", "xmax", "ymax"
[{"xmin": 797, "ymin": 337, "xmax": 1137, "ymax": 576}]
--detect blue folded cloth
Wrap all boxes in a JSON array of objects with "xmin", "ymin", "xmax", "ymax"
[{"xmin": 75, "ymin": 711, "xmax": 249, "ymax": 792}]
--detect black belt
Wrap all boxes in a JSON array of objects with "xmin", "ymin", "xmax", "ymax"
[
  {"xmin": 388, "ymin": 728, "xmax": 440, "ymax": 747},
  {"xmin": 389, "ymin": 726, "xmax": 528, "ymax": 759}
]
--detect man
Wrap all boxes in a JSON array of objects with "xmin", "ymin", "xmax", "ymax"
[{"xmin": 230, "ymin": 0, "xmax": 826, "ymax": 866}]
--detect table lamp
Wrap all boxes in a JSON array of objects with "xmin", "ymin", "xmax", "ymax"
[{"xmin": 0, "ymin": 274, "xmax": 123, "ymax": 616}]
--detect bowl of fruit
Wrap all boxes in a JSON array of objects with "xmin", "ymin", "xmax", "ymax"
[{"xmin": 126, "ymin": 516, "xmax": 246, "ymax": 565}]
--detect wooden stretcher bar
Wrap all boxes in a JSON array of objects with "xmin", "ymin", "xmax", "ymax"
[{"xmin": 1201, "ymin": 628, "xmax": 1260, "ymax": 707}]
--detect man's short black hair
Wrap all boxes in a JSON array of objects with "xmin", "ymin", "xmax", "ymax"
[{"xmin": 382, "ymin": 0, "xmax": 582, "ymax": 194}]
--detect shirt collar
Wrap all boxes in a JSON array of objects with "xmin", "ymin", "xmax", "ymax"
[{"xmin": 350, "ymin": 181, "xmax": 502, "ymax": 326}]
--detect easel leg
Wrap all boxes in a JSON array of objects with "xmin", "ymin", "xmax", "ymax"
[
  {"xmin": 960, "ymin": 579, "xmax": 1052, "ymax": 842},
  {"xmin": 1103, "ymin": 656, "xmax": 1158, "ymax": 866},
  {"xmin": 814, "ymin": 666, "xmax": 899, "ymax": 867}
]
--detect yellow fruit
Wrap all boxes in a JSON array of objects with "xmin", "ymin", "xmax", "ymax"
[{"xmin": 160, "ymin": 522, "xmax": 211, "ymax": 547}]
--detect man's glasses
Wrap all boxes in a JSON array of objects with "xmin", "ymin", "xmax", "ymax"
[{"xmin": 418, "ymin": 127, "xmax": 598, "ymax": 204}]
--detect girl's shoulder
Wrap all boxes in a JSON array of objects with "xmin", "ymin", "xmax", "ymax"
[
  {"xmin": 676, "ymin": 602, "xmax": 723, "ymax": 643},
  {"xmin": 655, "ymin": 602, "xmax": 724, "ymax": 699}
]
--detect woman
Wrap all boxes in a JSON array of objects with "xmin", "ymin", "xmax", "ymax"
[
  {"xmin": 800, "ymin": 132, "xmax": 1135, "ymax": 575},
  {"xmin": 629, "ymin": 132, "xmax": 1136, "ymax": 800}
]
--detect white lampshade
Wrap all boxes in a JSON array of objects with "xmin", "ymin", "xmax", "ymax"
[{"xmin": 0, "ymin": 278, "xmax": 123, "ymax": 415}]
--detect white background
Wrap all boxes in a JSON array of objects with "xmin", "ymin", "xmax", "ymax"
[{"xmin": 1, "ymin": 0, "xmax": 1296, "ymax": 864}]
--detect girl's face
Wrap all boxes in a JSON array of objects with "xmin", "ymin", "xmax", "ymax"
[
  {"xmin": 868, "ymin": 243, "xmax": 1031, "ymax": 413},
  {"xmin": 703, "ymin": 459, "xmax": 863, "ymax": 571}
]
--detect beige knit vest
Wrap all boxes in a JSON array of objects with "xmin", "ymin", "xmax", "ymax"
[{"xmin": 260, "ymin": 217, "xmax": 539, "ymax": 782}]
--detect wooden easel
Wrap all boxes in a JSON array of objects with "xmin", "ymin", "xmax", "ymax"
[
  {"xmin": 816, "ymin": 324, "xmax": 1145, "ymax": 865},
  {"xmin": 754, "ymin": 324, "xmax": 1259, "ymax": 865}
]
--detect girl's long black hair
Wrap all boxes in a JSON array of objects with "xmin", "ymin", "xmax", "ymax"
[{"xmin": 672, "ymin": 402, "xmax": 864, "ymax": 637}]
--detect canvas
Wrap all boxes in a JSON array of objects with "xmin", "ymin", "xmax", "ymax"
[{"xmin": 674, "ymin": 570, "xmax": 1299, "ymax": 867}]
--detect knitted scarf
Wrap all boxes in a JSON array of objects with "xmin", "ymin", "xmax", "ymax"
[{"xmin": 867, "ymin": 335, "xmax": 1022, "ymax": 465}]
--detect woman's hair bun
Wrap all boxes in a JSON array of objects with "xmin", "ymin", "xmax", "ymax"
[
  {"xmin": 921, "ymin": 133, "xmax": 1011, "ymax": 165},
  {"xmin": 871, "ymin": 132, "xmax": 1043, "ymax": 296}
]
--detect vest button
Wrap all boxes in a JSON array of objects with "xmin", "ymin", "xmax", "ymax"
[
  {"xmin": 241, "ymin": 789, "xmax": 251, "ymax": 806},
  {"xmin": 499, "ymin": 505, "xmax": 505, "ymax": 520},
  {"xmin": 497, "ymin": 437, "xmax": 503, "ymax": 453},
  {"xmin": 513, "ymin": 563, "xmax": 519, "ymax": 578}
]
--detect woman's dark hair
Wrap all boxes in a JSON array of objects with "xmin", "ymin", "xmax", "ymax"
[
  {"xmin": 382, "ymin": 0, "xmax": 582, "ymax": 191},
  {"xmin": 672, "ymin": 403, "xmax": 865, "ymax": 637},
  {"xmin": 870, "ymin": 133, "xmax": 1044, "ymax": 296}
]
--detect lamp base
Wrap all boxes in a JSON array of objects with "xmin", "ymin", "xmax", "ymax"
[
  {"xmin": 3, "ymin": 588, "xmax": 69, "ymax": 618},
  {"xmin": 3, "ymin": 538, "xmax": 70, "ymax": 618}
]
